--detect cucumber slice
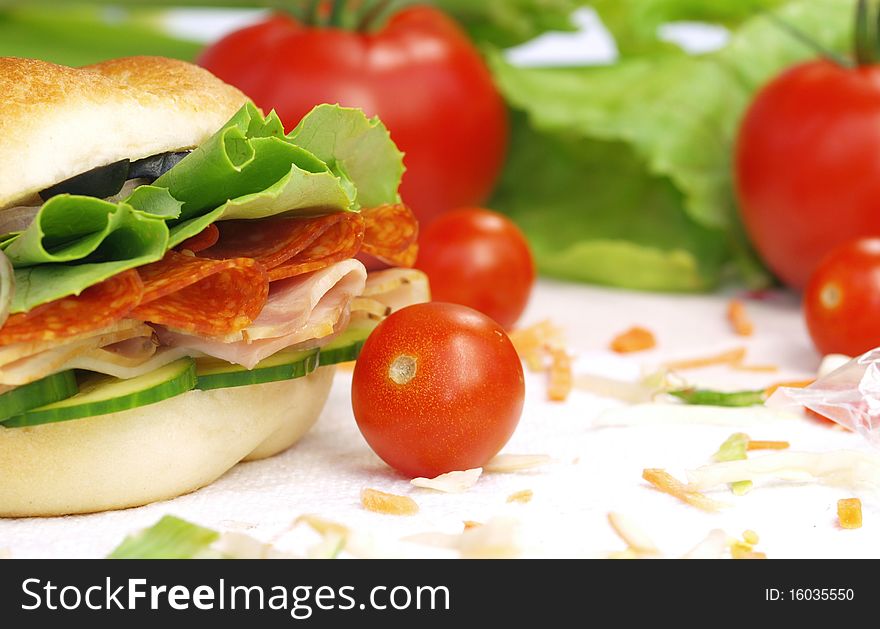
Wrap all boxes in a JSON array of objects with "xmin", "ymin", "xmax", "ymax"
[
  {"xmin": 318, "ymin": 320, "xmax": 378, "ymax": 366},
  {"xmin": 2, "ymin": 358, "xmax": 196, "ymax": 428},
  {"xmin": 0, "ymin": 371, "xmax": 78, "ymax": 422},
  {"xmin": 195, "ymin": 348, "xmax": 318, "ymax": 391}
]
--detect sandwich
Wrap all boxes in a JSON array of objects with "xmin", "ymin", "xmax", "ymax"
[{"xmin": 0, "ymin": 56, "xmax": 428, "ymax": 517}]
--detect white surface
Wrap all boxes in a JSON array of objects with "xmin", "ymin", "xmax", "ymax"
[{"xmin": 2, "ymin": 279, "xmax": 878, "ymax": 559}]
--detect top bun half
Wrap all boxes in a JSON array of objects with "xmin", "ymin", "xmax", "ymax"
[{"xmin": 0, "ymin": 56, "xmax": 249, "ymax": 210}]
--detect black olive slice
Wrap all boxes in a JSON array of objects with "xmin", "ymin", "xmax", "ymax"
[
  {"xmin": 129, "ymin": 151, "xmax": 191, "ymax": 180},
  {"xmin": 39, "ymin": 159, "xmax": 131, "ymax": 201}
]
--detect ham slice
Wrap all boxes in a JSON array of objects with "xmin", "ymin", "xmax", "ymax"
[{"xmin": 155, "ymin": 259, "xmax": 367, "ymax": 369}]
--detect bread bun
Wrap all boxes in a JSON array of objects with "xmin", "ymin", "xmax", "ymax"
[
  {"xmin": 0, "ymin": 366, "xmax": 335, "ymax": 517},
  {"xmin": 0, "ymin": 56, "xmax": 248, "ymax": 210}
]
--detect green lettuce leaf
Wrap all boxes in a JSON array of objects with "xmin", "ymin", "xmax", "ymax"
[
  {"xmin": 490, "ymin": 0, "xmax": 853, "ymax": 290},
  {"xmin": 587, "ymin": 0, "xmax": 791, "ymax": 56},
  {"xmin": 435, "ymin": 0, "xmax": 582, "ymax": 48},
  {"xmin": 492, "ymin": 114, "xmax": 725, "ymax": 290},
  {"xmin": 157, "ymin": 102, "xmax": 403, "ymax": 247},
  {"xmin": 288, "ymin": 103, "xmax": 405, "ymax": 209},
  {"xmin": 2, "ymin": 192, "xmax": 175, "ymax": 313}
]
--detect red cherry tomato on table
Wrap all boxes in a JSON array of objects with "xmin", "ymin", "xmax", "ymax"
[
  {"xmin": 199, "ymin": 6, "xmax": 508, "ymax": 227},
  {"xmin": 736, "ymin": 60, "xmax": 880, "ymax": 289},
  {"xmin": 351, "ymin": 302, "xmax": 524, "ymax": 478},
  {"xmin": 414, "ymin": 208, "xmax": 535, "ymax": 329},
  {"xmin": 804, "ymin": 238, "xmax": 880, "ymax": 356}
]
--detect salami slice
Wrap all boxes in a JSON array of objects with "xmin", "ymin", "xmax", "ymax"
[
  {"xmin": 133, "ymin": 250, "xmax": 269, "ymax": 337},
  {"xmin": 268, "ymin": 214, "xmax": 365, "ymax": 281},
  {"xmin": 201, "ymin": 214, "xmax": 345, "ymax": 269},
  {"xmin": 359, "ymin": 204, "xmax": 419, "ymax": 267},
  {"xmin": 0, "ymin": 270, "xmax": 143, "ymax": 346},
  {"xmin": 177, "ymin": 223, "xmax": 220, "ymax": 253}
]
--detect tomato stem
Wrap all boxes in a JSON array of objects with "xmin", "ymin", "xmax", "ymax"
[
  {"xmin": 854, "ymin": 0, "xmax": 880, "ymax": 66},
  {"xmin": 357, "ymin": 0, "xmax": 390, "ymax": 32},
  {"xmin": 303, "ymin": 0, "xmax": 321, "ymax": 26},
  {"xmin": 327, "ymin": 0, "xmax": 347, "ymax": 27},
  {"xmin": 856, "ymin": 0, "xmax": 872, "ymax": 65}
]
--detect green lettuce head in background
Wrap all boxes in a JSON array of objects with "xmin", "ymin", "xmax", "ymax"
[
  {"xmin": 490, "ymin": 0, "xmax": 853, "ymax": 291},
  {"xmin": 0, "ymin": 0, "xmax": 857, "ymax": 292}
]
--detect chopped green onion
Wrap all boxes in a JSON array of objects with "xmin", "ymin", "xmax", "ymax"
[
  {"xmin": 107, "ymin": 515, "xmax": 219, "ymax": 559},
  {"xmin": 712, "ymin": 433, "xmax": 752, "ymax": 496},
  {"xmin": 669, "ymin": 388, "xmax": 766, "ymax": 407}
]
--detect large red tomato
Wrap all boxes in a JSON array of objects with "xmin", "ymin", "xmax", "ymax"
[
  {"xmin": 736, "ymin": 59, "xmax": 880, "ymax": 289},
  {"xmin": 199, "ymin": 6, "xmax": 508, "ymax": 226}
]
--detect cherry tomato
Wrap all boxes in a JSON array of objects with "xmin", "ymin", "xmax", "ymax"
[
  {"xmin": 351, "ymin": 302, "xmax": 524, "ymax": 478},
  {"xmin": 414, "ymin": 208, "xmax": 535, "ymax": 329},
  {"xmin": 736, "ymin": 60, "xmax": 880, "ymax": 289},
  {"xmin": 199, "ymin": 7, "xmax": 508, "ymax": 227},
  {"xmin": 804, "ymin": 238, "xmax": 880, "ymax": 356}
]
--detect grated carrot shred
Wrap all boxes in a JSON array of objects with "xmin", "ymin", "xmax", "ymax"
[
  {"xmin": 463, "ymin": 521, "xmax": 482, "ymax": 530},
  {"xmin": 506, "ymin": 489, "xmax": 534, "ymax": 504},
  {"xmin": 509, "ymin": 320, "xmax": 565, "ymax": 372},
  {"xmin": 664, "ymin": 347, "xmax": 746, "ymax": 371},
  {"xmin": 642, "ymin": 469, "xmax": 724, "ymax": 512},
  {"xmin": 547, "ymin": 347, "xmax": 573, "ymax": 402},
  {"xmin": 610, "ymin": 327, "xmax": 656, "ymax": 354},
  {"xmin": 727, "ymin": 299, "xmax": 754, "ymax": 336},
  {"xmin": 747, "ymin": 440, "xmax": 789, "ymax": 451},
  {"xmin": 360, "ymin": 488, "xmax": 419, "ymax": 516},
  {"xmin": 838, "ymin": 498, "xmax": 863, "ymax": 529}
]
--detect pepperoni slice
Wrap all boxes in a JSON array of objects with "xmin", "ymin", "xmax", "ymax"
[
  {"xmin": 201, "ymin": 214, "xmax": 345, "ymax": 269},
  {"xmin": 360, "ymin": 204, "xmax": 419, "ymax": 267},
  {"xmin": 0, "ymin": 270, "xmax": 143, "ymax": 346},
  {"xmin": 268, "ymin": 213, "xmax": 365, "ymax": 281},
  {"xmin": 134, "ymin": 250, "xmax": 269, "ymax": 337},
  {"xmin": 177, "ymin": 224, "xmax": 220, "ymax": 253}
]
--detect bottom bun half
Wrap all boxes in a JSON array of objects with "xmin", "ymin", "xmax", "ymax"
[{"xmin": 0, "ymin": 366, "xmax": 336, "ymax": 517}]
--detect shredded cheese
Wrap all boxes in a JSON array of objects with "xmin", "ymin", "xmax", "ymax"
[
  {"xmin": 838, "ymin": 498, "xmax": 863, "ymax": 529},
  {"xmin": 547, "ymin": 347, "xmax": 573, "ymax": 402},
  {"xmin": 410, "ymin": 468, "xmax": 482, "ymax": 493},
  {"xmin": 484, "ymin": 454, "xmax": 551, "ymax": 473},
  {"xmin": 642, "ymin": 468, "xmax": 726, "ymax": 512},
  {"xmin": 607, "ymin": 512, "xmax": 661, "ymax": 556},
  {"xmin": 360, "ymin": 488, "xmax": 419, "ymax": 516},
  {"xmin": 686, "ymin": 451, "xmax": 880, "ymax": 492},
  {"xmin": 506, "ymin": 489, "xmax": 534, "ymax": 504},
  {"xmin": 731, "ymin": 362, "xmax": 779, "ymax": 373},
  {"xmin": 509, "ymin": 320, "xmax": 565, "ymax": 372}
]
